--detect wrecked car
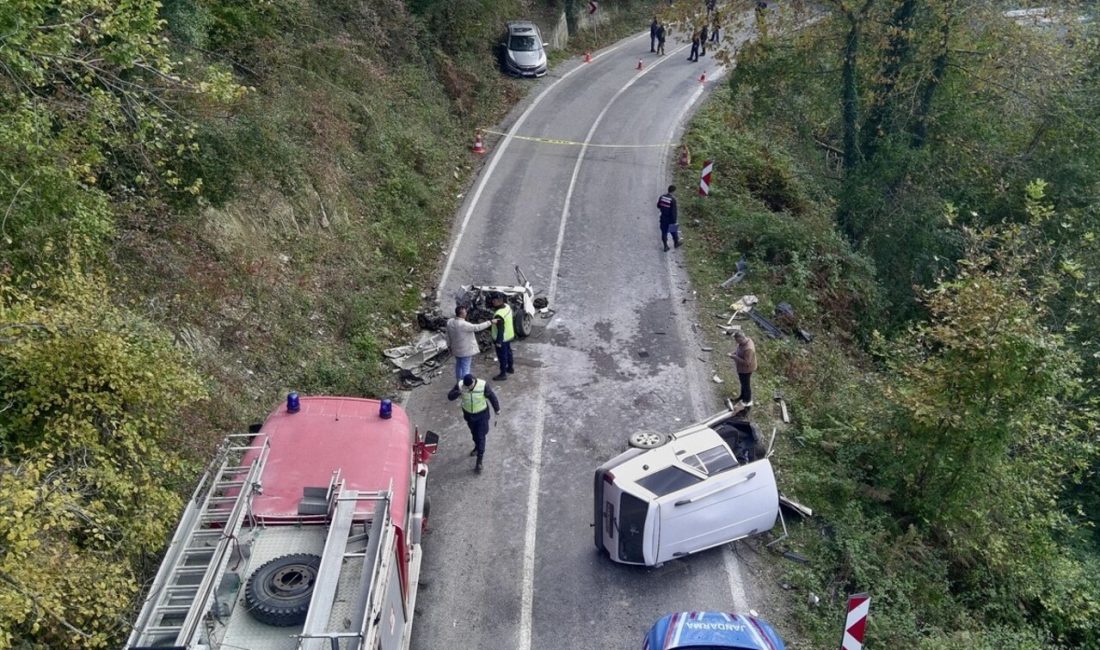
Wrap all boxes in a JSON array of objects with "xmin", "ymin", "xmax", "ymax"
[
  {"xmin": 594, "ymin": 408, "xmax": 779, "ymax": 566},
  {"xmin": 419, "ymin": 265, "xmax": 547, "ymax": 350}
]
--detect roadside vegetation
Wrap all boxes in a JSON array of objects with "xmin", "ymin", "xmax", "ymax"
[
  {"xmin": 680, "ymin": 2, "xmax": 1099, "ymax": 647},
  {"xmin": 2, "ymin": 0, "xmax": 1096, "ymax": 646}
]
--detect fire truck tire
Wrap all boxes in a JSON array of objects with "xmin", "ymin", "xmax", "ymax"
[
  {"xmin": 515, "ymin": 311, "xmax": 533, "ymax": 338},
  {"xmin": 423, "ymin": 496, "xmax": 431, "ymax": 520},
  {"xmin": 245, "ymin": 553, "xmax": 322, "ymax": 626}
]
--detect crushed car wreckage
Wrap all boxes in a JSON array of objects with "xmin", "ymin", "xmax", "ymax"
[{"xmin": 385, "ymin": 266, "xmax": 548, "ymax": 387}]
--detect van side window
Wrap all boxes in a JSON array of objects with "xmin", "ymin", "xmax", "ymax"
[
  {"xmin": 697, "ymin": 445, "xmax": 738, "ymax": 474},
  {"xmin": 637, "ymin": 466, "xmax": 703, "ymax": 496},
  {"xmin": 681, "ymin": 446, "xmax": 738, "ymax": 476}
]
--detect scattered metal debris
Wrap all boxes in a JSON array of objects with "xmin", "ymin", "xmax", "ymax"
[
  {"xmin": 748, "ymin": 309, "xmax": 785, "ymax": 339},
  {"xmin": 719, "ymin": 255, "xmax": 749, "ymax": 288},
  {"xmin": 384, "ymin": 333, "xmax": 449, "ymax": 388},
  {"xmin": 701, "ymin": 346, "xmax": 714, "ymax": 352},
  {"xmin": 774, "ymin": 302, "xmax": 814, "ymax": 342},
  {"xmin": 712, "ymin": 374, "xmax": 724, "ymax": 384},
  {"xmin": 782, "ymin": 550, "xmax": 810, "ymax": 564},
  {"xmin": 779, "ymin": 495, "xmax": 814, "ymax": 518},
  {"xmin": 383, "ymin": 333, "xmax": 448, "ymax": 371},
  {"xmin": 773, "ymin": 391, "xmax": 791, "ymax": 423}
]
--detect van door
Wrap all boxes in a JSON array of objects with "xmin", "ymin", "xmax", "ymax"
[{"xmin": 653, "ymin": 459, "xmax": 778, "ymax": 564}]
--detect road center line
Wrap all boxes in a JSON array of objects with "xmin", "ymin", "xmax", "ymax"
[
  {"xmin": 437, "ymin": 35, "xmax": 647, "ymax": 301},
  {"xmin": 518, "ymin": 37, "xmax": 683, "ymax": 650}
]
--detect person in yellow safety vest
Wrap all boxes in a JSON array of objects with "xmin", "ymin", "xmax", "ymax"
[
  {"xmin": 446, "ymin": 373, "xmax": 501, "ymax": 472},
  {"xmin": 489, "ymin": 294, "xmax": 515, "ymax": 381}
]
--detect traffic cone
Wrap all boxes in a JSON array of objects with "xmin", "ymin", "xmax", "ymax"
[
  {"xmin": 699, "ymin": 70, "xmax": 707, "ymax": 84},
  {"xmin": 472, "ymin": 130, "xmax": 486, "ymax": 154},
  {"xmin": 636, "ymin": 58, "xmax": 644, "ymax": 70},
  {"xmin": 584, "ymin": 51, "xmax": 592, "ymax": 63}
]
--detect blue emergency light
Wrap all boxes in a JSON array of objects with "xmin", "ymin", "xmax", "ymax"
[
  {"xmin": 379, "ymin": 399, "xmax": 393, "ymax": 420},
  {"xmin": 287, "ymin": 391, "xmax": 300, "ymax": 413}
]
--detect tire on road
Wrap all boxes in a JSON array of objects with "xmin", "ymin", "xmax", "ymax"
[
  {"xmin": 245, "ymin": 553, "xmax": 322, "ymax": 626},
  {"xmin": 628, "ymin": 430, "xmax": 670, "ymax": 449},
  {"xmin": 515, "ymin": 311, "xmax": 534, "ymax": 338}
]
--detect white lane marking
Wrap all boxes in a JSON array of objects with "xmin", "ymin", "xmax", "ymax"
[
  {"xmin": 661, "ymin": 63, "xmax": 749, "ymax": 611},
  {"xmin": 518, "ymin": 39, "xmax": 686, "ymax": 650},
  {"xmin": 437, "ymin": 33, "xmax": 649, "ymax": 302}
]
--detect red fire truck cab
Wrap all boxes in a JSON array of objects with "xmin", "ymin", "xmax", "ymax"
[{"xmin": 128, "ymin": 395, "xmax": 438, "ymax": 650}]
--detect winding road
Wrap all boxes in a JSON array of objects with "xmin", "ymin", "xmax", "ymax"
[{"xmin": 407, "ymin": 17, "xmax": 768, "ymax": 650}]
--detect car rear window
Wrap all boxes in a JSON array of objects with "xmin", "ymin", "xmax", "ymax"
[{"xmin": 637, "ymin": 466, "xmax": 702, "ymax": 496}]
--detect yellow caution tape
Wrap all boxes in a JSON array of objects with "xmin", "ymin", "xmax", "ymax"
[{"xmin": 479, "ymin": 128, "xmax": 679, "ymax": 148}]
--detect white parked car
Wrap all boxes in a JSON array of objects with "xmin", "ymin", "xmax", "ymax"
[{"xmin": 594, "ymin": 408, "xmax": 780, "ymax": 566}]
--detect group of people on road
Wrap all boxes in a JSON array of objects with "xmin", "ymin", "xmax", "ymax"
[
  {"xmin": 650, "ymin": 9, "xmax": 722, "ymax": 61},
  {"xmin": 443, "ymin": 294, "xmax": 516, "ymax": 473}
]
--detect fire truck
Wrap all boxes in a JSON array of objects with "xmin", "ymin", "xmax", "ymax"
[{"xmin": 127, "ymin": 394, "xmax": 438, "ymax": 650}]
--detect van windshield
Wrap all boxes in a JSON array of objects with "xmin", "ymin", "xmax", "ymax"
[{"xmin": 618, "ymin": 492, "xmax": 648, "ymax": 564}]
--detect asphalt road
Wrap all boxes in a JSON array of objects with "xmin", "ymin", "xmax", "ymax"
[{"xmin": 407, "ymin": 22, "xmax": 768, "ymax": 650}]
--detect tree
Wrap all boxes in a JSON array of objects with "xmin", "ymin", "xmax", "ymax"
[
  {"xmin": 0, "ymin": 0, "xmax": 243, "ymax": 271},
  {"xmin": 0, "ymin": 260, "xmax": 207, "ymax": 647},
  {"xmin": 869, "ymin": 182, "xmax": 1097, "ymax": 635}
]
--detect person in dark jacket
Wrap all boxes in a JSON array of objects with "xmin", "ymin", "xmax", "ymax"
[
  {"xmin": 447, "ymin": 373, "xmax": 501, "ymax": 472},
  {"xmin": 650, "ymin": 17, "xmax": 659, "ymax": 52},
  {"xmin": 656, "ymin": 184, "xmax": 681, "ymax": 251},
  {"xmin": 656, "ymin": 23, "xmax": 667, "ymax": 55},
  {"xmin": 711, "ymin": 12, "xmax": 721, "ymax": 42},
  {"xmin": 700, "ymin": 25, "xmax": 708, "ymax": 56},
  {"xmin": 688, "ymin": 30, "xmax": 700, "ymax": 62}
]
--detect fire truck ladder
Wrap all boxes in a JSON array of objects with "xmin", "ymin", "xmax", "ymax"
[
  {"xmin": 128, "ymin": 434, "xmax": 271, "ymax": 649},
  {"xmin": 298, "ymin": 484, "xmax": 396, "ymax": 650}
]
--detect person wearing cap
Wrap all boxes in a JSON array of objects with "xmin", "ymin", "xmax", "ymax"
[
  {"xmin": 446, "ymin": 304, "xmax": 492, "ymax": 384},
  {"xmin": 489, "ymin": 294, "xmax": 515, "ymax": 380},
  {"xmin": 447, "ymin": 373, "xmax": 501, "ymax": 472},
  {"xmin": 728, "ymin": 331, "xmax": 758, "ymax": 407}
]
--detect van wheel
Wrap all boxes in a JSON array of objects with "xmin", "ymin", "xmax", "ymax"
[
  {"xmin": 515, "ymin": 311, "xmax": 533, "ymax": 338},
  {"xmin": 628, "ymin": 431, "xmax": 670, "ymax": 449},
  {"xmin": 245, "ymin": 553, "xmax": 321, "ymax": 626}
]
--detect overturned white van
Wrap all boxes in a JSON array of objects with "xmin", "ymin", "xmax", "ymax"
[{"xmin": 593, "ymin": 409, "xmax": 780, "ymax": 566}]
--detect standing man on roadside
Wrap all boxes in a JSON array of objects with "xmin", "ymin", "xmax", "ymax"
[
  {"xmin": 656, "ymin": 23, "xmax": 667, "ymax": 55},
  {"xmin": 688, "ymin": 28, "xmax": 701, "ymax": 62},
  {"xmin": 447, "ymin": 373, "xmax": 501, "ymax": 473},
  {"xmin": 729, "ymin": 331, "xmax": 758, "ymax": 406},
  {"xmin": 445, "ymin": 304, "xmax": 491, "ymax": 386},
  {"xmin": 650, "ymin": 16, "xmax": 659, "ymax": 52},
  {"xmin": 490, "ymin": 293, "xmax": 515, "ymax": 380},
  {"xmin": 699, "ymin": 24, "xmax": 709, "ymax": 56},
  {"xmin": 656, "ymin": 184, "xmax": 681, "ymax": 251},
  {"xmin": 711, "ymin": 11, "xmax": 721, "ymax": 43}
]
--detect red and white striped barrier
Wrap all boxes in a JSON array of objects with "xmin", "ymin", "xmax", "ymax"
[
  {"xmin": 699, "ymin": 159, "xmax": 713, "ymax": 196},
  {"xmin": 840, "ymin": 593, "xmax": 870, "ymax": 650}
]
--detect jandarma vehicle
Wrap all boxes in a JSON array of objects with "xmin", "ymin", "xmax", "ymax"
[
  {"xmin": 594, "ymin": 408, "xmax": 780, "ymax": 566},
  {"xmin": 643, "ymin": 612, "xmax": 787, "ymax": 650},
  {"xmin": 501, "ymin": 21, "xmax": 549, "ymax": 77}
]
